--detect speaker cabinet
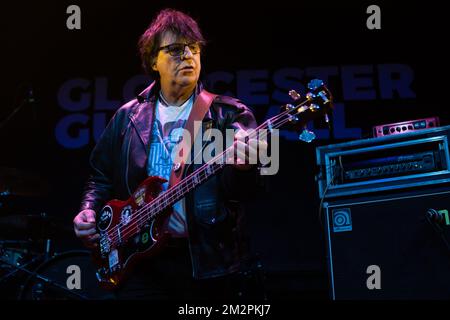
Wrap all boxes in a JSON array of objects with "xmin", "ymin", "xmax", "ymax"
[{"xmin": 324, "ymin": 187, "xmax": 450, "ymax": 299}]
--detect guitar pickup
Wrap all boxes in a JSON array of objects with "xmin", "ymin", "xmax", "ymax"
[{"xmin": 108, "ymin": 249, "xmax": 120, "ymax": 271}]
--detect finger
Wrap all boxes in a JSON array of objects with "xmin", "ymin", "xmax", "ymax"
[
  {"xmin": 82, "ymin": 240, "xmax": 98, "ymax": 249},
  {"xmin": 235, "ymin": 139, "xmax": 260, "ymax": 164},
  {"xmin": 235, "ymin": 139, "xmax": 258, "ymax": 151},
  {"xmin": 234, "ymin": 140, "xmax": 250, "ymax": 155},
  {"xmin": 235, "ymin": 149, "xmax": 249, "ymax": 164},
  {"xmin": 225, "ymin": 147, "xmax": 236, "ymax": 163},
  {"xmin": 88, "ymin": 233, "xmax": 100, "ymax": 242},
  {"xmin": 258, "ymin": 139, "xmax": 268, "ymax": 152},
  {"xmin": 75, "ymin": 228, "xmax": 97, "ymax": 237},
  {"xmin": 75, "ymin": 221, "xmax": 96, "ymax": 230},
  {"xmin": 82, "ymin": 210, "xmax": 96, "ymax": 223},
  {"xmin": 234, "ymin": 129, "xmax": 249, "ymax": 141},
  {"xmin": 247, "ymin": 140, "xmax": 258, "ymax": 155}
]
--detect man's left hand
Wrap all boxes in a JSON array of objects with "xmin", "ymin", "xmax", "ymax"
[{"xmin": 230, "ymin": 129, "xmax": 267, "ymax": 171}]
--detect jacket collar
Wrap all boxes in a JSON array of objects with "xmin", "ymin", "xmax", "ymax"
[
  {"xmin": 136, "ymin": 80, "xmax": 204, "ymax": 103},
  {"xmin": 131, "ymin": 80, "xmax": 207, "ymax": 153}
]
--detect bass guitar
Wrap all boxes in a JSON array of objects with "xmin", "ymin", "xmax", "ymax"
[{"xmin": 93, "ymin": 79, "xmax": 333, "ymax": 289}]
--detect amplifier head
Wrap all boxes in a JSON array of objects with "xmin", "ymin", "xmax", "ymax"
[{"xmin": 373, "ymin": 117, "xmax": 440, "ymax": 138}]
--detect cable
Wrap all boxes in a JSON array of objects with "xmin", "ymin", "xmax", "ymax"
[
  {"xmin": 425, "ymin": 209, "xmax": 450, "ymax": 255},
  {"xmin": 317, "ymin": 160, "xmax": 339, "ymax": 229}
]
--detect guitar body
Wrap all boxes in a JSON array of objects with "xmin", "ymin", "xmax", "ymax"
[{"xmin": 93, "ymin": 176, "xmax": 171, "ymax": 290}]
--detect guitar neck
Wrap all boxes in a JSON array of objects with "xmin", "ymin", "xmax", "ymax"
[
  {"xmin": 142, "ymin": 101, "xmax": 311, "ymax": 223},
  {"xmin": 97, "ymin": 79, "xmax": 332, "ymax": 275},
  {"xmin": 148, "ymin": 159, "xmax": 226, "ymax": 219}
]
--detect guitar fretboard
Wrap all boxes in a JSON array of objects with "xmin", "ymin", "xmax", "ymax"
[{"xmin": 146, "ymin": 160, "xmax": 226, "ymax": 220}]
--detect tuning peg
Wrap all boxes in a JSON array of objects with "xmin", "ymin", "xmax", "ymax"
[
  {"xmin": 324, "ymin": 113, "xmax": 330, "ymax": 123},
  {"xmin": 288, "ymin": 90, "xmax": 301, "ymax": 100},
  {"xmin": 299, "ymin": 127, "xmax": 316, "ymax": 143},
  {"xmin": 308, "ymin": 103, "xmax": 320, "ymax": 112},
  {"xmin": 288, "ymin": 114, "xmax": 299, "ymax": 123},
  {"xmin": 318, "ymin": 90, "xmax": 330, "ymax": 104},
  {"xmin": 307, "ymin": 79, "xmax": 324, "ymax": 91},
  {"xmin": 306, "ymin": 92, "xmax": 315, "ymax": 101},
  {"xmin": 281, "ymin": 104, "xmax": 296, "ymax": 114},
  {"xmin": 285, "ymin": 104, "xmax": 295, "ymax": 110}
]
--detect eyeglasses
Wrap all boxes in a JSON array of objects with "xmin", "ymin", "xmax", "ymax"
[{"xmin": 158, "ymin": 42, "xmax": 201, "ymax": 57}]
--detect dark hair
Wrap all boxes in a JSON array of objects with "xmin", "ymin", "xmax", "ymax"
[{"xmin": 138, "ymin": 9, "xmax": 205, "ymax": 75}]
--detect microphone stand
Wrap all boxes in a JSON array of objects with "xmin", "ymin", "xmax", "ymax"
[
  {"xmin": 0, "ymin": 253, "xmax": 44, "ymax": 283},
  {"xmin": 0, "ymin": 256, "xmax": 89, "ymax": 300},
  {"xmin": 0, "ymin": 87, "xmax": 34, "ymax": 130}
]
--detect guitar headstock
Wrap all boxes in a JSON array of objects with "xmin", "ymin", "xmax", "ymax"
[{"xmin": 282, "ymin": 79, "xmax": 334, "ymax": 142}]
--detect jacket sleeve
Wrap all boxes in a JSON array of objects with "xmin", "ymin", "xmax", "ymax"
[
  {"xmin": 218, "ymin": 97, "xmax": 266, "ymax": 200},
  {"xmin": 79, "ymin": 112, "xmax": 120, "ymax": 213}
]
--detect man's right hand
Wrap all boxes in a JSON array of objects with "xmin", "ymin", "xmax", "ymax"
[{"xmin": 73, "ymin": 209, "xmax": 100, "ymax": 249}]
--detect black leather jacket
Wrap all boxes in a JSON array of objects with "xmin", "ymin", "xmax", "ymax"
[{"xmin": 80, "ymin": 81, "xmax": 262, "ymax": 279}]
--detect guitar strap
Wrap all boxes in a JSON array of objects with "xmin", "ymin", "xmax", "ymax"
[{"xmin": 168, "ymin": 90, "xmax": 217, "ymax": 187}]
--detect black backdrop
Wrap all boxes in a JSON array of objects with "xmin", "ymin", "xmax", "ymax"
[{"xmin": 1, "ymin": 0, "xmax": 447, "ymax": 298}]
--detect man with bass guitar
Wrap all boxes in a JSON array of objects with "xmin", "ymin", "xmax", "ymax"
[{"xmin": 73, "ymin": 8, "xmax": 266, "ymax": 300}]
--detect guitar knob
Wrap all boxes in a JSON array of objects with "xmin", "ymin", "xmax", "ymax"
[
  {"xmin": 318, "ymin": 90, "xmax": 330, "ymax": 104},
  {"xmin": 299, "ymin": 128, "xmax": 316, "ymax": 143},
  {"xmin": 309, "ymin": 104, "xmax": 320, "ymax": 112},
  {"xmin": 288, "ymin": 90, "xmax": 301, "ymax": 100}
]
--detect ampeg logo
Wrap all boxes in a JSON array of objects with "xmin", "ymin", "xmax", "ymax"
[{"xmin": 332, "ymin": 208, "xmax": 352, "ymax": 232}]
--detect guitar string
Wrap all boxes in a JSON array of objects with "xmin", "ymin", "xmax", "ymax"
[
  {"xmin": 106, "ymin": 115, "xmax": 296, "ymax": 246},
  {"xmin": 104, "ymin": 110, "xmax": 298, "ymax": 246},
  {"xmin": 103, "ymin": 102, "xmax": 300, "ymax": 240},
  {"xmin": 105, "ymin": 102, "xmax": 315, "ymax": 246},
  {"xmin": 105, "ymin": 93, "xmax": 330, "ymax": 246},
  {"xmin": 104, "ymin": 106, "xmax": 309, "ymax": 246}
]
